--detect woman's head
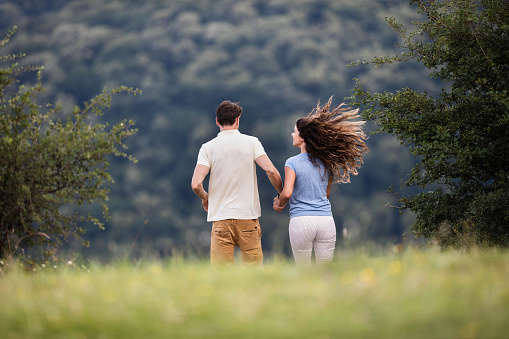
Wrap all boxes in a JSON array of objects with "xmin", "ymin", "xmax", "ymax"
[
  {"xmin": 292, "ymin": 122, "xmax": 306, "ymax": 148},
  {"xmin": 295, "ymin": 118, "xmax": 307, "ymax": 137},
  {"xmin": 296, "ymin": 97, "xmax": 369, "ymax": 183},
  {"xmin": 295, "ymin": 116, "xmax": 319, "ymax": 149}
]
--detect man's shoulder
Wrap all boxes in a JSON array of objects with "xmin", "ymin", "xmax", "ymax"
[
  {"xmin": 201, "ymin": 134, "xmax": 224, "ymax": 146},
  {"xmin": 202, "ymin": 132, "xmax": 262, "ymax": 149},
  {"xmin": 229, "ymin": 132, "xmax": 262, "ymax": 145},
  {"xmin": 239, "ymin": 133, "xmax": 261, "ymax": 142}
]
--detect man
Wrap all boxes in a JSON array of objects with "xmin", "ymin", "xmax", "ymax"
[{"xmin": 191, "ymin": 100, "xmax": 283, "ymax": 266}]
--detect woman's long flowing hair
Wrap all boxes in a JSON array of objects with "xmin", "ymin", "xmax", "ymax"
[{"xmin": 296, "ymin": 97, "xmax": 369, "ymax": 184}]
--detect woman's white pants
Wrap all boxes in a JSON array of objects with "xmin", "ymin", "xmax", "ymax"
[{"xmin": 289, "ymin": 215, "xmax": 336, "ymax": 266}]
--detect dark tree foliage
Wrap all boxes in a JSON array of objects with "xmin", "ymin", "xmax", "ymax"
[
  {"xmin": 351, "ymin": 0, "xmax": 509, "ymax": 248},
  {"xmin": 0, "ymin": 0, "xmax": 438, "ymax": 259},
  {"xmin": 0, "ymin": 28, "xmax": 140, "ymax": 268}
]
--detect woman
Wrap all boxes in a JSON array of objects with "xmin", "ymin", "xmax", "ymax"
[{"xmin": 273, "ymin": 97, "xmax": 368, "ymax": 265}]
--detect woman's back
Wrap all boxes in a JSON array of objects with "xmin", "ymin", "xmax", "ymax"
[{"xmin": 285, "ymin": 153, "xmax": 332, "ymax": 218}]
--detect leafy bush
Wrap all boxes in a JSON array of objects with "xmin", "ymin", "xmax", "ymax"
[
  {"xmin": 351, "ymin": 0, "xmax": 509, "ymax": 248},
  {"xmin": 0, "ymin": 28, "xmax": 140, "ymax": 267}
]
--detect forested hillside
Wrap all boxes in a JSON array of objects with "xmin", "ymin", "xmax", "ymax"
[{"xmin": 0, "ymin": 0, "xmax": 440, "ymax": 260}]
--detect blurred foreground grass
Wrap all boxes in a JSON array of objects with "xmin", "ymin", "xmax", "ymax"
[{"xmin": 1, "ymin": 248, "xmax": 508, "ymax": 339}]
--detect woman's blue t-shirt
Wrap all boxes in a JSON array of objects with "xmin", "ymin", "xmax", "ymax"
[{"xmin": 285, "ymin": 153, "xmax": 332, "ymax": 218}]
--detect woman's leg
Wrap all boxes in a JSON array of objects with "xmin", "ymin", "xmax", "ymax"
[
  {"xmin": 289, "ymin": 216, "xmax": 316, "ymax": 266},
  {"xmin": 313, "ymin": 216, "xmax": 336, "ymax": 264}
]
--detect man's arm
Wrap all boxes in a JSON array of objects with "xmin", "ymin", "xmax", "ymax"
[
  {"xmin": 191, "ymin": 164, "xmax": 210, "ymax": 212},
  {"xmin": 255, "ymin": 154, "xmax": 283, "ymax": 193}
]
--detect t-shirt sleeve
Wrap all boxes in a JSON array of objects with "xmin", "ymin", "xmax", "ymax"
[
  {"xmin": 285, "ymin": 156, "xmax": 296, "ymax": 172},
  {"xmin": 253, "ymin": 138, "xmax": 266, "ymax": 160},
  {"xmin": 196, "ymin": 144, "xmax": 210, "ymax": 168}
]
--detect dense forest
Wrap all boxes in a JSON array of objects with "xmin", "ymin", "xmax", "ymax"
[{"xmin": 0, "ymin": 0, "xmax": 441, "ymax": 260}]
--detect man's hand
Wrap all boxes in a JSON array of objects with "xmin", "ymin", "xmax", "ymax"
[
  {"xmin": 202, "ymin": 194, "xmax": 209, "ymax": 212},
  {"xmin": 191, "ymin": 164, "xmax": 210, "ymax": 213}
]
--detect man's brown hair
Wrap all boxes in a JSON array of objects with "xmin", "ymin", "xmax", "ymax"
[{"xmin": 216, "ymin": 101, "xmax": 242, "ymax": 126}]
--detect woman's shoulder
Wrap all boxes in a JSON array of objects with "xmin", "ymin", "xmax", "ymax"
[
  {"xmin": 285, "ymin": 153, "xmax": 308, "ymax": 166},
  {"xmin": 286, "ymin": 153, "xmax": 305, "ymax": 161}
]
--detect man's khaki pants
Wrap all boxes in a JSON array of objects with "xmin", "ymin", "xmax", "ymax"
[{"xmin": 211, "ymin": 219, "xmax": 263, "ymax": 266}]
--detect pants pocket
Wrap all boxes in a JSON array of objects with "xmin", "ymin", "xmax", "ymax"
[
  {"xmin": 212, "ymin": 226, "xmax": 233, "ymax": 244},
  {"xmin": 238, "ymin": 219, "xmax": 261, "ymax": 238}
]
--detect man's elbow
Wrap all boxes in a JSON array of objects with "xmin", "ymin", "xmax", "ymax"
[
  {"xmin": 191, "ymin": 180, "xmax": 201, "ymax": 192},
  {"xmin": 266, "ymin": 166, "xmax": 279, "ymax": 178}
]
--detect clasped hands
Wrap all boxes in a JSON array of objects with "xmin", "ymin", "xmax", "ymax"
[{"xmin": 273, "ymin": 195, "xmax": 286, "ymax": 213}]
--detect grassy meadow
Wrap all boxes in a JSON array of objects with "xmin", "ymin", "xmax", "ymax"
[{"xmin": 1, "ymin": 248, "xmax": 508, "ymax": 338}]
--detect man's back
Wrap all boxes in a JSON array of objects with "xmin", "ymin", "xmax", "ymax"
[
  {"xmin": 191, "ymin": 100, "xmax": 282, "ymax": 266},
  {"xmin": 197, "ymin": 130, "xmax": 266, "ymax": 221}
]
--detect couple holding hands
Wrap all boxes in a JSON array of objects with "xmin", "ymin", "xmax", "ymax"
[{"xmin": 191, "ymin": 99, "xmax": 368, "ymax": 266}]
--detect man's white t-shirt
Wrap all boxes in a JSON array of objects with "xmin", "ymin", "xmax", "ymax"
[{"xmin": 197, "ymin": 130, "xmax": 266, "ymax": 222}]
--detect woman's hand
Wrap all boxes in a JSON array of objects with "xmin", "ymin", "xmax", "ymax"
[{"xmin": 273, "ymin": 196, "xmax": 286, "ymax": 213}]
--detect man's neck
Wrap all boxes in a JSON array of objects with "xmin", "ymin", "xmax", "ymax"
[
  {"xmin": 217, "ymin": 116, "xmax": 240, "ymax": 132},
  {"xmin": 219, "ymin": 123, "xmax": 239, "ymax": 132}
]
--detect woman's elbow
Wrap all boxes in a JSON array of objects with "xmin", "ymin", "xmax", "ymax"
[{"xmin": 279, "ymin": 190, "xmax": 292, "ymax": 202}]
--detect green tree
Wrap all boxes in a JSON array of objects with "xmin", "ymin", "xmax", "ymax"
[
  {"xmin": 351, "ymin": 0, "xmax": 509, "ymax": 248},
  {"xmin": 0, "ymin": 28, "xmax": 140, "ymax": 267}
]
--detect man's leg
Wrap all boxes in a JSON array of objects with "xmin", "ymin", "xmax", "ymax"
[
  {"xmin": 211, "ymin": 220, "xmax": 236, "ymax": 265},
  {"xmin": 235, "ymin": 219, "xmax": 263, "ymax": 266}
]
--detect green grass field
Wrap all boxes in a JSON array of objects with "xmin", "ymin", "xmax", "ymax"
[{"xmin": 1, "ymin": 248, "xmax": 508, "ymax": 338}]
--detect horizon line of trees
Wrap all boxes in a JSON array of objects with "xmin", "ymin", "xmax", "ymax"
[{"xmin": 3, "ymin": 0, "xmax": 505, "ymax": 267}]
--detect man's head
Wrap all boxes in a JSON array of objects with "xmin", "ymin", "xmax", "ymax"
[{"xmin": 216, "ymin": 101, "xmax": 242, "ymax": 127}]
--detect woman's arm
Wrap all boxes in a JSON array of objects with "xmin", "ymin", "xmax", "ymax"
[
  {"xmin": 278, "ymin": 166, "xmax": 296, "ymax": 206},
  {"xmin": 327, "ymin": 174, "xmax": 333, "ymax": 199},
  {"xmin": 273, "ymin": 166, "xmax": 295, "ymax": 213}
]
